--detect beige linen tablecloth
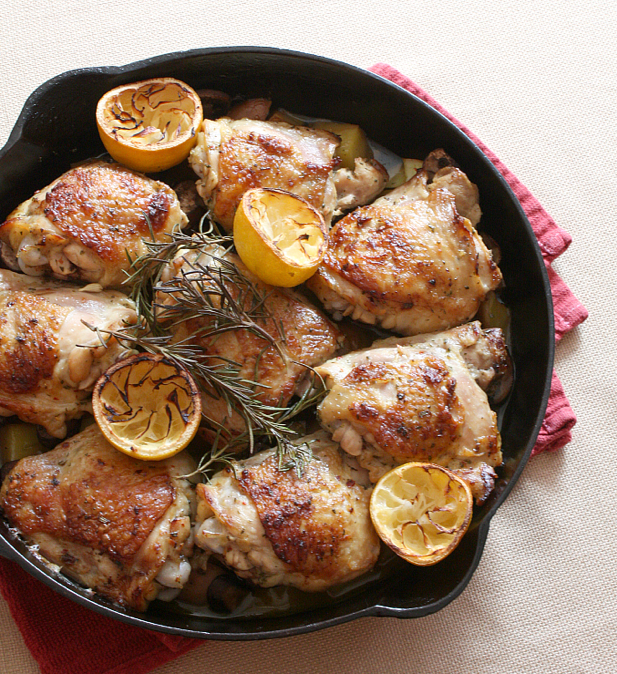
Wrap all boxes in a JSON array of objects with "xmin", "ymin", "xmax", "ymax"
[{"xmin": 0, "ymin": 2, "xmax": 613, "ymax": 672}]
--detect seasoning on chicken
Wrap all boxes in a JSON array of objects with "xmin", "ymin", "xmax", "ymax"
[
  {"xmin": 188, "ymin": 118, "xmax": 387, "ymax": 231},
  {"xmin": 158, "ymin": 243, "xmax": 345, "ymax": 437},
  {"xmin": 0, "ymin": 425, "xmax": 195, "ymax": 611},
  {"xmin": 307, "ymin": 151, "xmax": 501, "ymax": 335},
  {"xmin": 0, "ymin": 160, "xmax": 188, "ymax": 288},
  {"xmin": 193, "ymin": 431, "xmax": 380, "ymax": 591},
  {"xmin": 0, "ymin": 269, "xmax": 137, "ymax": 438},
  {"xmin": 315, "ymin": 322, "xmax": 511, "ymax": 503}
]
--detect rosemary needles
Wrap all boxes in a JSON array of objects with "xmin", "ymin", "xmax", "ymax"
[{"xmin": 96, "ymin": 219, "xmax": 325, "ymax": 475}]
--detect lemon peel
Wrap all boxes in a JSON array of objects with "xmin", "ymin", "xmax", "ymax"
[
  {"xmin": 370, "ymin": 462, "xmax": 472, "ymax": 566},
  {"xmin": 233, "ymin": 188, "xmax": 327, "ymax": 287},
  {"xmin": 92, "ymin": 353, "xmax": 201, "ymax": 461},
  {"xmin": 96, "ymin": 77, "xmax": 203, "ymax": 173}
]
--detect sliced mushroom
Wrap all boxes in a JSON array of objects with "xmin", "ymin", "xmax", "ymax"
[
  {"xmin": 422, "ymin": 148, "xmax": 459, "ymax": 178},
  {"xmin": 207, "ymin": 573, "xmax": 249, "ymax": 613},
  {"xmin": 0, "ymin": 241, "xmax": 19, "ymax": 271},
  {"xmin": 178, "ymin": 559, "xmax": 249, "ymax": 612},
  {"xmin": 228, "ymin": 98, "xmax": 272, "ymax": 121},
  {"xmin": 481, "ymin": 232, "xmax": 502, "ymax": 266},
  {"xmin": 173, "ymin": 180, "xmax": 206, "ymax": 228},
  {"xmin": 196, "ymin": 89, "xmax": 232, "ymax": 119}
]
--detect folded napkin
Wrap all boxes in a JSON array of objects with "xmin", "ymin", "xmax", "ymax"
[{"xmin": 0, "ymin": 64, "xmax": 588, "ymax": 674}]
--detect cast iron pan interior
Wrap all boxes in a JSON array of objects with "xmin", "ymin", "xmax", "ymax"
[{"xmin": 0, "ymin": 47, "xmax": 554, "ymax": 639}]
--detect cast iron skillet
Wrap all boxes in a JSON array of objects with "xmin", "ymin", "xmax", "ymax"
[{"xmin": 0, "ymin": 47, "xmax": 554, "ymax": 639}]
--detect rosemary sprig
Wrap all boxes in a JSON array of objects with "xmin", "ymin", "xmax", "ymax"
[
  {"xmin": 182, "ymin": 424, "xmax": 235, "ymax": 481},
  {"xmin": 88, "ymin": 321, "xmax": 322, "ymax": 468},
  {"xmin": 96, "ymin": 218, "xmax": 324, "ymax": 475},
  {"xmin": 122, "ymin": 217, "xmax": 232, "ymax": 333}
]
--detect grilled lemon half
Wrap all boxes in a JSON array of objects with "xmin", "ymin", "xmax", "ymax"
[
  {"xmin": 370, "ymin": 462, "xmax": 473, "ymax": 566},
  {"xmin": 92, "ymin": 353, "xmax": 201, "ymax": 460},
  {"xmin": 96, "ymin": 77, "xmax": 203, "ymax": 173},
  {"xmin": 233, "ymin": 188, "xmax": 328, "ymax": 287}
]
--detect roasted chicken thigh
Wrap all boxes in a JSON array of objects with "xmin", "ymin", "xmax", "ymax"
[
  {"xmin": 0, "ymin": 160, "xmax": 188, "ymax": 288},
  {"xmin": 189, "ymin": 118, "xmax": 387, "ymax": 231},
  {"xmin": 0, "ymin": 425, "xmax": 195, "ymax": 611},
  {"xmin": 193, "ymin": 432, "xmax": 380, "ymax": 591},
  {"xmin": 0, "ymin": 269, "xmax": 137, "ymax": 438},
  {"xmin": 315, "ymin": 322, "xmax": 510, "ymax": 503},
  {"xmin": 189, "ymin": 118, "xmax": 339, "ymax": 230},
  {"xmin": 307, "ymin": 153, "xmax": 501, "ymax": 335},
  {"xmin": 158, "ymin": 242, "xmax": 344, "ymax": 437}
]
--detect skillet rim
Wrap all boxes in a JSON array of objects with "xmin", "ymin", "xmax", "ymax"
[{"xmin": 0, "ymin": 45, "xmax": 555, "ymax": 639}]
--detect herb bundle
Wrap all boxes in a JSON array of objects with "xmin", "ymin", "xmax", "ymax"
[{"xmin": 89, "ymin": 219, "xmax": 323, "ymax": 476}]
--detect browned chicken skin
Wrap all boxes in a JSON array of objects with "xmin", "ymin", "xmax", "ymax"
[
  {"xmin": 193, "ymin": 432, "xmax": 379, "ymax": 591},
  {"xmin": 189, "ymin": 118, "xmax": 388, "ymax": 231},
  {"xmin": 0, "ymin": 161, "xmax": 188, "ymax": 287},
  {"xmin": 159, "ymin": 243, "xmax": 344, "ymax": 436},
  {"xmin": 307, "ymin": 152, "xmax": 501, "ymax": 335},
  {"xmin": 315, "ymin": 322, "xmax": 510, "ymax": 503},
  {"xmin": 0, "ymin": 426, "xmax": 195, "ymax": 610},
  {"xmin": 0, "ymin": 269, "xmax": 137, "ymax": 437},
  {"xmin": 189, "ymin": 118, "xmax": 340, "ymax": 230}
]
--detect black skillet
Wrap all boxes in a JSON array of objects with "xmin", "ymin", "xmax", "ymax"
[{"xmin": 0, "ymin": 47, "xmax": 554, "ymax": 639}]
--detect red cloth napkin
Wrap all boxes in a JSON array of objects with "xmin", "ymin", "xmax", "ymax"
[{"xmin": 0, "ymin": 64, "xmax": 588, "ymax": 674}]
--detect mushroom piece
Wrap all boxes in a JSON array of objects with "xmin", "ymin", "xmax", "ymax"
[
  {"xmin": 422, "ymin": 148, "xmax": 460, "ymax": 177},
  {"xmin": 228, "ymin": 98, "xmax": 272, "ymax": 121},
  {"xmin": 207, "ymin": 574, "xmax": 249, "ymax": 614},
  {"xmin": 196, "ymin": 89, "xmax": 232, "ymax": 119},
  {"xmin": 178, "ymin": 555, "xmax": 249, "ymax": 612},
  {"xmin": 173, "ymin": 180, "xmax": 207, "ymax": 228},
  {"xmin": 0, "ymin": 241, "xmax": 19, "ymax": 271}
]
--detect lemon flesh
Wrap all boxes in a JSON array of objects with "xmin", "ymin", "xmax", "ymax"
[
  {"xmin": 370, "ymin": 462, "xmax": 472, "ymax": 566},
  {"xmin": 96, "ymin": 78, "xmax": 203, "ymax": 173},
  {"xmin": 92, "ymin": 353, "xmax": 201, "ymax": 461},
  {"xmin": 233, "ymin": 188, "xmax": 328, "ymax": 287}
]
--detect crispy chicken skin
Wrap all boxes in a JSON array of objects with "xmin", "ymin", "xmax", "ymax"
[
  {"xmin": 0, "ymin": 269, "xmax": 137, "ymax": 438},
  {"xmin": 193, "ymin": 432, "xmax": 380, "ymax": 591},
  {"xmin": 307, "ymin": 154, "xmax": 501, "ymax": 336},
  {"xmin": 315, "ymin": 322, "xmax": 510, "ymax": 503},
  {"xmin": 159, "ymin": 243, "xmax": 344, "ymax": 436},
  {"xmin": 0, "ymin": 425, "xmax": 195, "ymax": 611},
  {"xmin": 0, "ymin": 161, "xmax": 188, "ymax": 288},
  {"xmin": 189, "ymin": 118, "xmax": 340, "ymax": 230},
  {"xmin": 189, "ymin": 118, "xmax": 388, "ymax": 231}
]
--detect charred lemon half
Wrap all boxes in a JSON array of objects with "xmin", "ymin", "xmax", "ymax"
[
  {"xmin": 92, "ymin": 353, "xmax": 201, "ymax": 460},
  {"xmin": 233, "ymin": 188, "xmax": 328, "ymax": 287},
  {"xmin": 370, "ymin": 462, "xmax": 473, "ymax": 566},
  {"xmin": 96, "ymin": 77, "xmax": 203, "ymax": 173}
]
